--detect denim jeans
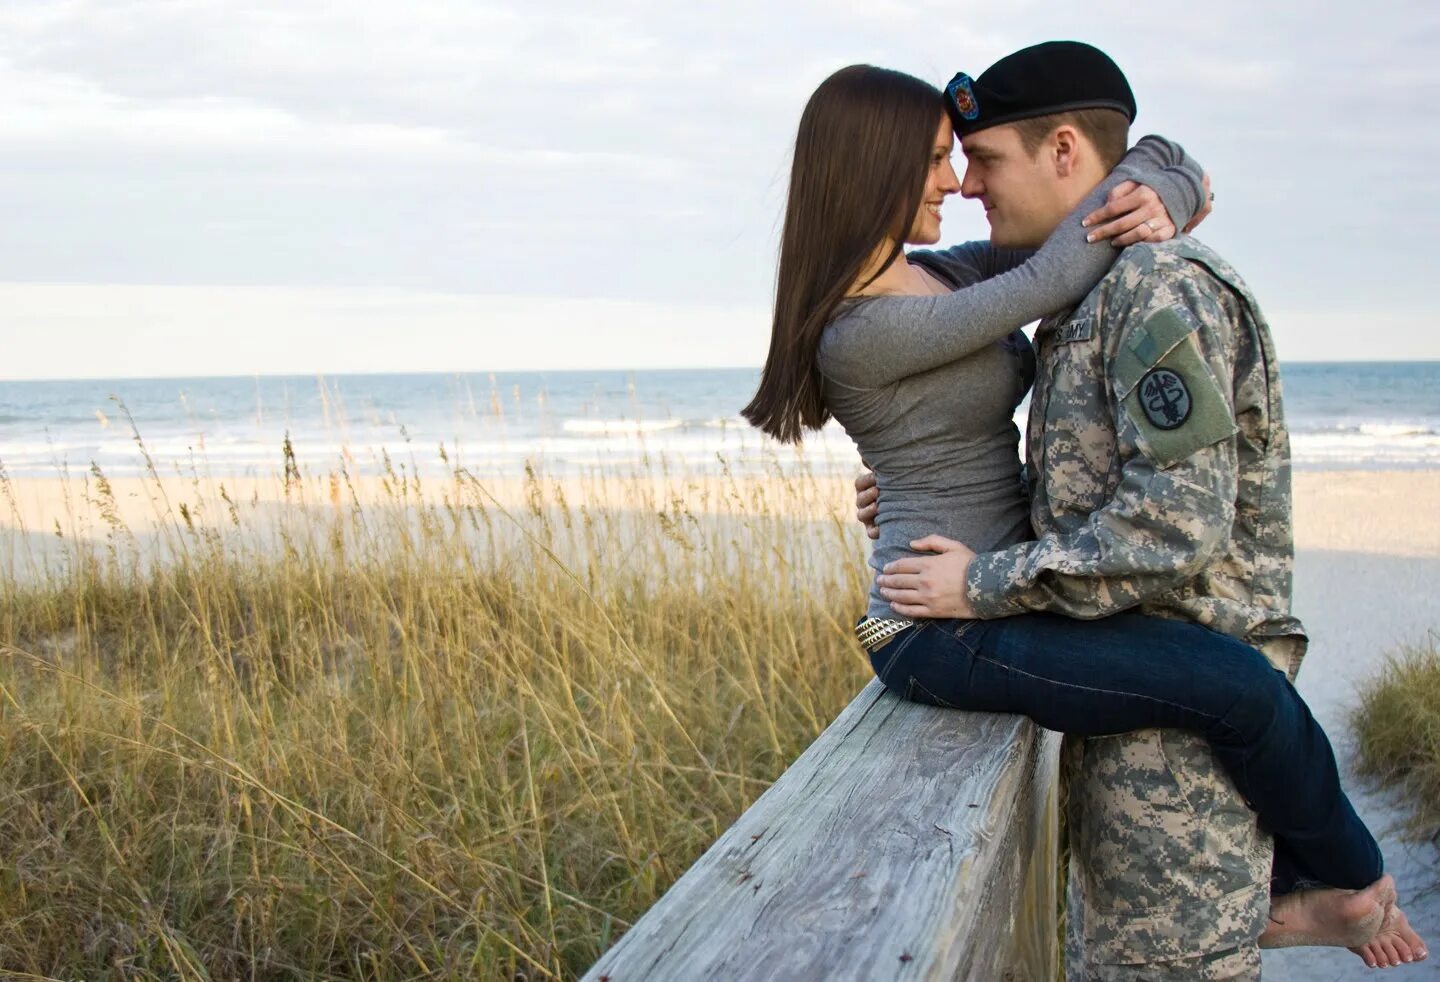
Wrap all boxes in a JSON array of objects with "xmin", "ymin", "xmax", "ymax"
[{"xmin": 866, "ymin": 611, "xmax": 1381, "ymax": 895}]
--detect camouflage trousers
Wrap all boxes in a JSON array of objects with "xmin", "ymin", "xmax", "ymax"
[{"xmin": 1062, "ymin": 728, "xmax": 1272, "ymax": 980}]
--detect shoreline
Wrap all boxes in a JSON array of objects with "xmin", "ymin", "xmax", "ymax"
[{"xmin": 4, "ymin": 468, "xmax": 1440, "ymax": 554}]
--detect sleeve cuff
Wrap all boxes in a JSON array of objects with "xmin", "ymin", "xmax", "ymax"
[
  {"xmin": 1123, "ymin": 135, "xmax": 1202, "ymax": 232},
  {"xmin": 1155, "ymin": 168, "xmax": 1201, "ymax": 232},
  {"xmin": 966, "ymin": 543, "xmax": 1034, "ymax": 620}
]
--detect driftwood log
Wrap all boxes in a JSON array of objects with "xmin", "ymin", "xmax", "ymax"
[{"xmin": 582, "ymin": 678, "xmax": 1061, "ymax": 981}]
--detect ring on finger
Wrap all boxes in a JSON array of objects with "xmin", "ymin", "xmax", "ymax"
[{"xmin": 1144, "ymin": 218, "xmax": 1160, "ymax": 231}]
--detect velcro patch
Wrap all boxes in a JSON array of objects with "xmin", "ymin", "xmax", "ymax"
[
  {"xmin": 1120, "ymin": 323, "xmax": 1237, "ymax": 470},
  {"xmin": 1114, "ymin": 308, "xmax": 1197, "ymax": 397}
]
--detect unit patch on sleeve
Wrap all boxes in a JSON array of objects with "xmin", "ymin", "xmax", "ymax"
[
  {"xmin": 1138, "ymin": 367, "xmax": 1191, "ymax": 430},
  {"xmin": 1116, "ymin": 308, "xmax": 1238, "ymax": 469}
]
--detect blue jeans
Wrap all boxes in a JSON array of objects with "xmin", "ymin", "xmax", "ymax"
[{"xmin": 866, "ymin": 611, "xmax": 1381, "ymax": 895}]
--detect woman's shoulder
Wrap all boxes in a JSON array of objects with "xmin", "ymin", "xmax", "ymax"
[
  {"xmin": 817, "ymin": 302, "xmax": 863, "ymax": 363},
  {"xmin": 822, "ymin": 293, "xmax": 926, "ymax": 347},
  {"xmin": 818, "ymin": 298, "xmax": 902, "ymax": 385}
]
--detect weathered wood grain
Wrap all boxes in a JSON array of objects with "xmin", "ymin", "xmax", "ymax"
[{"xmin": 582, "ymin": 678, "xmax": 1060, "ymax": 981}]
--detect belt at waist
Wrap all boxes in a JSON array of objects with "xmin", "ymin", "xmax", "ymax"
[{"xmin": 855, "ymin": 616, "xmax": 915, "ymax": 653}]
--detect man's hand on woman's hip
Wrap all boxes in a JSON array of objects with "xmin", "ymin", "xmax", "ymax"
[{"xmin": 878, "ymin": 535, "xmax": 979, "ymax": 619}]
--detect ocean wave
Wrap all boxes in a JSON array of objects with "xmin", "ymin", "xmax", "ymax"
[
  {"xmin": 561, "ymin": 418, "xmax": 686, "ymax": 436},
  {"xmin": 8, "ymin": 386, "xmax": 1438, "ymax": 478},
  {"xmin": 1356, "ymin": 423, "xmax": 1438, "ymax": 438},
  {"xmin": 1289, "ymin": 430, "xmax": 1440, "ymax": 467},
  {"xmin": 0, "ymin": 412, "xmax": 106, "ymax": 427},
  {"xmin": 1290, "ymin": 420, "xmax": 1438, "ymax": 437}
]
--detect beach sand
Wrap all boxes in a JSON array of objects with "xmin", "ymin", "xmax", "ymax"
[
  {"xmin": 8, "ymin": 467, "xmax": 1438, "ymax": 545},
  {"xmin": 1264, "ymin": 472, "xmax": 1440, "ymax": 979},
  {"xmin": 3, "ymin": 468, "xmax": 1437, "ymax": 975}
]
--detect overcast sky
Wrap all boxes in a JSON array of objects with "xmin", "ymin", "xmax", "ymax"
[{"xmin": 2, "ymin": 0, "xmax": 1436, "ymax": 379}]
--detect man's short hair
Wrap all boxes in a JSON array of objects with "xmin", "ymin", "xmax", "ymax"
[{"xmin": 1011, "ymin": 108, "xmax": 1130, "ymax": 171}]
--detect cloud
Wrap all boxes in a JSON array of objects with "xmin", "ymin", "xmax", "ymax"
[
  {"xmin": 0, "ymin": 0, "xmax": 1437, "ymax": 371},
  {"xmin": 0, "ymin": 59, "xmax": 466, "ymax": 157}
]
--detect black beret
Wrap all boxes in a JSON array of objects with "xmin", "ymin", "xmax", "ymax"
[{"xmin": 945, "ymin": 41, "xmax": 1136, "ymax": 138}]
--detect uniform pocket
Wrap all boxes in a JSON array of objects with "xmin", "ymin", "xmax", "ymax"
[
  {"xmin": 1071, "ymin": 729, "xmax": 1204, "ymax": 913},
  {"xmin": 1071, "ymin": 728, "xmax": 1268, "ymax": 917}
]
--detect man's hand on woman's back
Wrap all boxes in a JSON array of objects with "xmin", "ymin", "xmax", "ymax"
[{"xmin": 854, "ymin": 470, "xmax": 880, "ymax": 539}]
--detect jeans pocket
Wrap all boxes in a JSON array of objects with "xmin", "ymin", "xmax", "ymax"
[
  {"xmin": 947, "ymin": 618, "xmax": 981, "ymax": 652},
  {"xmin": 873, "ymin": 621, "xmax": 974, "ymax": 710},
  {"xmin": 868, "ymin": 623, "xmax": 924, "ymax": 689},
  {"xmin": 903, "ymin": 675, "xmax": 957, "ymax": 709}
]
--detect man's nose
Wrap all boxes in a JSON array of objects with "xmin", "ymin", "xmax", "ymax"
[{"xmin": 959, "ymin": 164, "xmax": 982, "ymax": 199}]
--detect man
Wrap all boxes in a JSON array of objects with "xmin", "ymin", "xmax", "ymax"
[{"xmin": 859, "ymin": 41, "xmax": 1423, "ymax": 978}]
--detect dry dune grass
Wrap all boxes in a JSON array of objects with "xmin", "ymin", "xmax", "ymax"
[
  {"xmin": 0, "ymin": 428, "xmax": 874, "ymax": 979},
  {"xmin": 1351, "ymin": 635, "xmax": 1440, "ymax": 847}
]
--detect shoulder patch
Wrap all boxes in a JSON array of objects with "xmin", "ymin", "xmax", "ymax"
[
  {"xmin": 1138, "ymin": 367, "xmax": 1192, "ymax": 430},
  {"xmin": 1114, "ymin": 307, "xmax": 1198, "ymax": 397},
  {"xmin": 1122, "ymin": 335, "xmax": 1237, "ymax": 469}
]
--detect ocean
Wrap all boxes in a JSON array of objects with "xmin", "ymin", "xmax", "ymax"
[{"xmin": 1, "ymin": 363, "xmax": 1437, "ymax": 479}]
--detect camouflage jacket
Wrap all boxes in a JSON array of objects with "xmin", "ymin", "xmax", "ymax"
[{"xmin": 965, "ymin": 235, "xmax": 1307, "ymax": 676}]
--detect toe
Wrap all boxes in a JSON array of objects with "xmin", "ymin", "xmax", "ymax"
[{"xmin": 1391, "ymin": 937, "xmax": 1414, "ymax": 963}]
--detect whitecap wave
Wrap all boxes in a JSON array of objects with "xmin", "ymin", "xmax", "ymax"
[
  {"xmin": 561, "ymin": 418, "xmax": 685, "ymax": 436},
  {"xmin": 1356, "ymin": 423, "xmax": 1437, "ymax": 438}
]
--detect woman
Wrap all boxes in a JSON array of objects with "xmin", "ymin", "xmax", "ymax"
[{"xmin": 742, "ymin": 64, "xmax": 1425, "ymax": 968}]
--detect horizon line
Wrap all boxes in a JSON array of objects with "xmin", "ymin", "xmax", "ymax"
[{"xmin": 4, "ymin": 358, "xmax": 1439, "ymax": 385}]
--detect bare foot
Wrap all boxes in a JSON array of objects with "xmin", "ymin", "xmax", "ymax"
[
  {"xmin": 1259, "ymin": 875, "xmax": 1395, "ymax": 949},
  {"xmin": 1350, "ymin": 902, "xmax": 1430, "ymax": 969}
]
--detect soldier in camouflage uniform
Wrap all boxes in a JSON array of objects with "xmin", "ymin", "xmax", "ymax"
[
  {"xmin": 873, "ymin": 42, "xmax": 1301, "ymax": 979},
  {"xmin": 971, "ymin": 238, "xmax": 1302, "ymax": 980},
  {"xmin": 869, "ymin": 40, "xmax": 1430, "ymax": 977},
  {"xmin": 965, "ymin": 239, "xmax": 1305, "ymax": 673}
]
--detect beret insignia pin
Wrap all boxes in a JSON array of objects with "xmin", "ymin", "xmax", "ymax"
[{"xmin": 947, "ymin": 73, "xmax": 980, "ymax": 120}]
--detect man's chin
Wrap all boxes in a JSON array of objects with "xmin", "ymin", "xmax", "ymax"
[{"xmin": 989, "ymin": 227, "xmax": 1045, "ymax": 250}]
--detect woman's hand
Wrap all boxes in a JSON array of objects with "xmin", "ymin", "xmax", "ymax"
[
  {"xmin": 1183, "ymin": 172, "xmax": 1214, "ymax": 234},
  {"xmin": 1082, "ymin": 174, "xmax": 1213, "ymax": 247}
]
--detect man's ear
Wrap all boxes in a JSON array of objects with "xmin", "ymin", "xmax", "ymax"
[{"xmin": 1051, "ymin": 124, "xmax": 1080, "ymax": 178}]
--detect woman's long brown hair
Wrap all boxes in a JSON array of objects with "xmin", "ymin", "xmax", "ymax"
[{"xmin": 741, "ymin": 65, "xmax": 943, "ymax": 443}]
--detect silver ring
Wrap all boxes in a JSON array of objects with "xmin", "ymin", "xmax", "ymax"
[{"xmin": 1144, "ymin": 218, "xmax": 1160, "ymax": 231}]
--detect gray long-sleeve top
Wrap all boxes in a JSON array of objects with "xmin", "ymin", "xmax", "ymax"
[{"xmin": 816, "ymin": 135, "xmax": 1206, "ymax": 620}]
